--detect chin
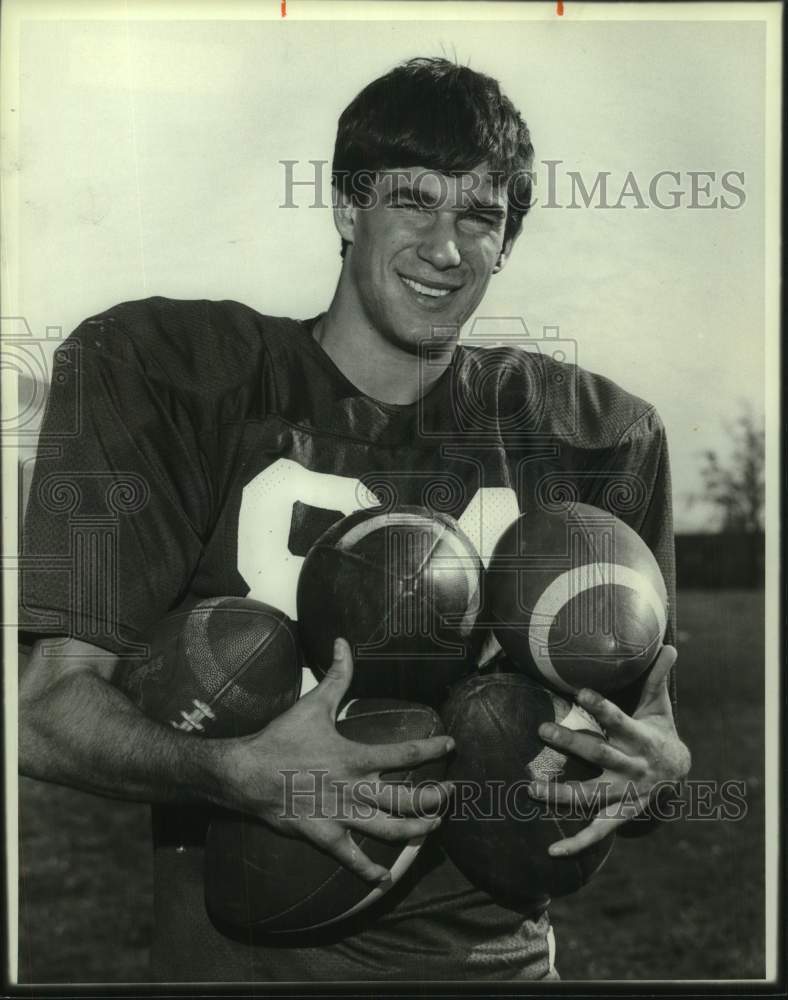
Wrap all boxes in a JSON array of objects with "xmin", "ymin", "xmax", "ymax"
[
  {"xmin": 385, "ymin": 321, "xmax": 458, "ymax": 357},
  {"xmin": 395, "ymin": 304, "xmax": 468, "ymax": 348},
  {"xmin": 382, "ymin": 327, "xmax": 427, "ymax": 357}
]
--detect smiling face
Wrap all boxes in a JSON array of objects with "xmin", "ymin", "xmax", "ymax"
[{"xmin": 334, "ymin": 163, "xmax": 516, "ymax": 354}]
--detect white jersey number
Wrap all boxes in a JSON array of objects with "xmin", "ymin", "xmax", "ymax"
[{"xmin": 238, "ymin": 457, "xmax": 518, "ymax": 616}]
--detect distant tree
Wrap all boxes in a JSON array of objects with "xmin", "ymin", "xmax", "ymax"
[{"xmin": 692, "ymin": 401, "xmax": 764, "ymax": 533}]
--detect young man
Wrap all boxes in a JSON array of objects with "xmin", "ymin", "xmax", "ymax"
[{"xmin": 19, "ymin": 58, "xmax": 689, "ymax": 982}]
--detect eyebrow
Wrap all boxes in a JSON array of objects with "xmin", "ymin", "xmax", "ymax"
[
  {"xmin": 386, "ymin": 182, "xmax": 439, "ymax": 206},
  {"xmin": 466, "ymin": 194, "xmax": 507, "ymax": 217},
  {"xmin": 386, "ymin": 182, "xmax": 507, "ymax": 217}
]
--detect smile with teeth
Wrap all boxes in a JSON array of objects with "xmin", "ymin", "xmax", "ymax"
[{"xmin": 400, "ymin": 276, "xmax": 455, "ymax": 298}]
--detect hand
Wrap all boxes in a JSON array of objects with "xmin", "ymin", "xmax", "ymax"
[
  {"xmin": 212, "ymin": 638, "xmax": 454, "ymax": 883},
  {"xmin": 527, "ymin": 644, "xmax": 691, "ymax": 857}
]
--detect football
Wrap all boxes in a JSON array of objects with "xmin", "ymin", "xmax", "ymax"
[
  {"xmin": 204, "ymin": 699, "xmax": 447, "ymax": 936},
  {"xmin": 119, "ymin": 596, "xmax": 302, "ymax": 738},
  {"xmin": 440, "ymin": 671, "xmax": 614, "ymax": 905},
  {"xmin": 297, "ymin": 505, "xmax": 485, "ymax": 707},
  {"xmin": 486, "ymin": 501, "xmax": 667, "ymax": 695}
]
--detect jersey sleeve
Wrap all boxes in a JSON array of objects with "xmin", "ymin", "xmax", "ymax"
[
  {"xmin": 589, "ymin": 407, "xmax": 676, "ymax": 643},
  {"xmin": 582, "ymin": 404, "xmax": 681, "ymax": 837},
  {"xmin": 584, "ymin": 404, "xmax": 676, "ymax": 648},
  {"xmin": 19, "ymin": 314, "xmax": 213, "ymax": 656}
]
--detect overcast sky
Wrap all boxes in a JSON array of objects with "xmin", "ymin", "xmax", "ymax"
[{"xmin": 9, "ymin": 8, "xmax": 771, "ymax": 530}]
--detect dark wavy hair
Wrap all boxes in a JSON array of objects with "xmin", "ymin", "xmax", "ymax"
[{"xmin": 332, "ymin": 57, "xmax": 534, "ymax": 257}]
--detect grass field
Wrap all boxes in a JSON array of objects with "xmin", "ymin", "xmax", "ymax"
[{"xmin": 17, "ymin": 589, "xmax": 766, "ymax": 983}]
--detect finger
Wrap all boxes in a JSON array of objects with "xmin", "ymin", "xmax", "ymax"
[
  {"xmin": 368, "ymin": 779, "xmax": 454, "ymax": 818},
  {"xmin": 313, "ymin": 638, "xmax": 353, "ymax": 718},
  {"xmin": 308, "ymin": 821, "xmax": 391, "ymax": 884},
  {"xmin": 345, "ymin": 809, "xmax": 442, "ymax": 843},
  {"xmin": 528, "ymin": 776, "xmax": 625, "ymax": 812},
  {"xmin": 354, "ymin": 734, "xmax": 455, "ymax": 775},
  {"xmin": 635, "ymin": 644, "xmax": 678, "ymax": 713},
  {"xmin": 538, "ymin": 724, "xmax": 627, "ymax": 770},
  {"xmin": 575, "ymin": 688, "xmax": 640, "ymax": 741},
  {"xmin": 547, "ymin": 813, "xmax": 624, "ymax": 857}
]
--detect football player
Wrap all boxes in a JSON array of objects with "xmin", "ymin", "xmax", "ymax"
[{"xmin": 19, "ymin": 57, "xmax": 690, "ymax": 981}]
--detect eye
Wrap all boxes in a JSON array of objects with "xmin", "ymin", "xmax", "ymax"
[
  {"xmin": 391, "ymin": 199, "xmax": 426, "ymax": 212},
  {"xmin": 464, "ymin": 211, "xmax": 498, "ymax": 228}
]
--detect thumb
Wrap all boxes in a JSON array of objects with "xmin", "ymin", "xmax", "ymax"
[
  {"xmin": 316, "ymin": 637, "xmax": 354, "ymax": 718},
  {"xmin": 635, "ymin": 643, "xmax": 677, "ymax": 716}
]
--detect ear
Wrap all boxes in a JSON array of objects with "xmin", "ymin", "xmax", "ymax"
[
  {"xmin": 492, "ymin": 232, "xmax": 518, "ymax": 275},
  {"xmin": 332, "ymin": 189, "xmax": 357, "ymax": 249}
]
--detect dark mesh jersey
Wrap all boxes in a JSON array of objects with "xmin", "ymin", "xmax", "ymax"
[{"xmin": 19, "ymin": 296, "xmax": 676, "ymax": 982}]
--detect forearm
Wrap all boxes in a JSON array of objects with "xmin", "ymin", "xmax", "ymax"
[{"xmin": 20, "ymin": 669, "xmax": 228, "ymax": 807}]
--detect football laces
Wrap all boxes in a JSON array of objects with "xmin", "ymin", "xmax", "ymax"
[{"xmin": 170, "ymin": 699, "xmax": 216, "ymax": 733}]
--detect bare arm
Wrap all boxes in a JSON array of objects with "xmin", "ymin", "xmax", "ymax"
[
  {"xmin": 19, "ymin": 636, "xmax": 453, "ymax": 882},
  {"xmin": 19, "ymin": 637, "xmax": 226, "ymax": 805}
]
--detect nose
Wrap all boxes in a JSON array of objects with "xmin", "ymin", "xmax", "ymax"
[{"xmin": 416, "ymin": 214, "xmax": 462, "ymax": 271}]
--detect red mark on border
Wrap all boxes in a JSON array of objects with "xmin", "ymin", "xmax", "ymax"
[
  {"xmin": 281, "ymin": 0, "xmax": 287, "ymax": 16},
  {"xmin": 556, "ymin": 0, "xmax": 564, "ymax": 14}
]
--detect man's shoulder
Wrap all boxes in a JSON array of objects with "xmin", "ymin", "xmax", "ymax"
[
  {"xmin": 547, "ymin": 354, "xmax": 662, "ymax": 449},
  {"xmin": 458, "ymin": 343, "xmax": 662, "ymax": 450},
  {"xmin": 73, "ymin": 295, "xmax": 303, "ymax": 397}
]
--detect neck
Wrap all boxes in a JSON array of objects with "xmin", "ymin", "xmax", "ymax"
[{"xmin": 313, "ymin": 283, "xmax": 457, "ymax": 405}]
